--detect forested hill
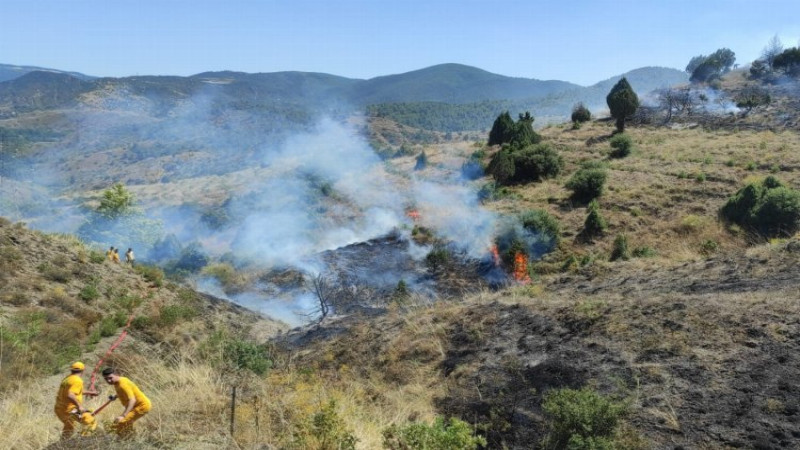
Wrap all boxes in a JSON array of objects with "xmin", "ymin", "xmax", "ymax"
[
  {"xmin": 0, "ymin": 62, "xmax": 686, "ymax": 117},
  {"xmin": 351, "ymin": 63, "xmax": 580, "ymax": 104}
]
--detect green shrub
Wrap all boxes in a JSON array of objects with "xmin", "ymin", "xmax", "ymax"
[
  {"xmin": 609, "ymin": 134, "xmax": 634, "ymax": 158},
  {"xmin": 632, "ymin": 246, "xmax": 656, "ymax": 258},
  {"xmin": 521, "ymin": 209, "xmax": 561, "ymax": 241},
  {"xmin": 700, "ymin": 239, "xmax": 719, "ymax": 255},
  {"xmin": 583, "ymin": 200, "xmax": 608, "ymax": 237},
  {"xmin": 566, "ymin": 167, "xmax": 608, "ymax": 202},
  {"xmin": 383, "ymin": 417, "xmax": 486, "ymax": 450},
  {"xmin": 98, "ymin": 316, "xmax": 119, "ymax": 337},
  {"xmin": 89, "ymin": 250, "xmax": 106, "ymax": 264},
  {"xmin": 131, "ymin": 316, "xmax": 152, "ymax": 331},
  {"xmin": 158, "ymin": 304, "xmax": 198, "ymax": 327},
  {"xmin": 426, "ymin": 245, "xmax": 451, "ymax": 274},
  {"xmin": 571, "ymin": 103, "xmax": 592, "ymax": 124},
  {"xmin": 520, "ymin": 209, "xmax": 561, "ymax": 254},
  {"xmin": 512, "ymin": 143, "xmax": 564, "ymax": 183},
  {"xmin": 135, "ymin": 264, "xmax": 164, "ymax": 286},
  {"xmin": 486, "ymin": 148, "xmax": 515, "ymax": 185},
  {"xmin": 294, "ymin": 400, "xmax": 358, "ymax": 450},
  {"xmin": 223, "ymin": 338, "xmax": 273, "ymax": 375},
  {"xmin": 610, "ymin": 234, "xmax": 630, "ymax": 261},
  {"xmin": 487, "ymin": 143, "xmax": 564, "ymax": 186},
  {"xmin": 541, "ymin": 387, "xmax": 627, "ymax": 450},
  {"xmin": 79, "ymin": 283, "xmax": 100, "ymax": 302},
  {"xmin": 720, "ymin": 176, "xmax": 800, "ymax": 237}
]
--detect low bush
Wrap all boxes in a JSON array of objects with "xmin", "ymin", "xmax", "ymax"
[
  {"xmin": 632, "ymin": 246, "xmax": 656, "ymax": 258},
  {"xmin": 223, "ymin": 338, "xmax": 274, "ymax": 375},
  {"xmin": 609, "ymin": 134, "xmax": 634, "ymax": 158},
  {"xmin": 383, "ymin": 417, "xmax": 486, "ymax": 450},
  {"xmin": 135, "ymin": 264, "xmax": 164, "ymax": 287},
  {"xmin": 425, "ymin": 245, "xmax": 452, "ymax": 274},
  {"xmin": 292, "ymin": 400, "xmax": 358, "ymax": 450},
  {"xmin": 566, "ymin": 167, "xmax": 608, "ymax": 202},
  {"xmin": 79, "ymin": 283, "xmax": 100, "ymax": 302},
  {"xmin": 89, "ymin": 250, "xmax": 106, "ymax": 264},
  {"xmin": 520, "ymin": 209, "xmax": 561, "ymax": 247},
  {"xmin": 610, "ymin": 234, "xmax": 630, "ymax": 261},
  {"xmin": 571, "ymin": 103, "xmax": 592, "ymax": 124},
  {"xmin": 487, "ymin": 143, "xmax": 564, "ymax": 185},
  {"xmin": 583, "ymin": 200, "xmax": 608, "ymax": 237},
  {"xmin": 720, "ymin": 176, "xmax": 800, "ymax": 237},
  {"xmin": 541, "ymin": 387, "xmax": 627, "ymax": 450},
  {"xmin": 158, "ymin": 304, "xmax": 198, "ymax": 327}
]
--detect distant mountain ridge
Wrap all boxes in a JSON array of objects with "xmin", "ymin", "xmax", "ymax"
[
  {"xmin": 0, "ymin": 62, "xmax": 687, "ymax": 113},
  {"xmin": 0, "ymin": 63, "xmax": 94, "ymax": 83}
]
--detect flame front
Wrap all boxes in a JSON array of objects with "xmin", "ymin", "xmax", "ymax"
[
  {"xmin": 406, "ymin": 210, "xmax": 420, "ymax": 221},
  {"xmin": 513, "ymin": 251, "xmax": 531, "ymax": 283},
  {"xmin": 489, "ymin": 245, "xmax": 501, "ymax": 266}
]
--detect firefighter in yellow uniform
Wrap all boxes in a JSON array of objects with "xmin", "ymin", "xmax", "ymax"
[
  {"xmin": 102, "ymin": 367, "xmax": 152, "ymax": 438},
  {"xmin": 106, "ymin": 246, "xmax": 115, "ymax": 261},
  {"xmin": 54, "ymin": 362, "xmax": 88, "ymax": 438}
]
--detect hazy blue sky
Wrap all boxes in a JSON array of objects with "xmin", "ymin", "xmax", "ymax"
[{"xmin": 3, "ymin": 0, "xmax": 799, "ymax": 85}]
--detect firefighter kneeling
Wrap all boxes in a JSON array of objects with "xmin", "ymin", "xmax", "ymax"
[{"xmin": 102, "ymin": 367, "xmax": 152, "ymax": 438}]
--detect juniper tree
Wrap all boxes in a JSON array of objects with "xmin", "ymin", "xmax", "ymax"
[{"xmin": 606, "ymin": 78, "xmax": 639, "ymax": 133}]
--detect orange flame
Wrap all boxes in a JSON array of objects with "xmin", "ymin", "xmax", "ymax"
[
  {"xmin": 489, "ymin": 245, "xmax": 501, "ymax": 267},
  {"xmin": 513, "ymin": 251, "xmax": 531, "ymax": 283},
  {"xmin": 406, "ymin": 210, "xmax": 421, "ymax": 221}
]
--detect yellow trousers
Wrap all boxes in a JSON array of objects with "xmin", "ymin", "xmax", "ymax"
[
  {"xmin": 111, "ymin": 403, "xmax": 151, "ymax": 438},
  {"xmin": 55, "ymin": 408, "xmax": 78, "ymax": 438}
]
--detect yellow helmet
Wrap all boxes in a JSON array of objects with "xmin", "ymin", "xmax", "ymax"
[{"xmin": 70, "ymin": 361, "xmax": 85, "ymax": 371}]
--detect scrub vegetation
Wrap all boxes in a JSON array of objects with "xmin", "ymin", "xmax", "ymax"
[{"xmin": 3, "ymin": 52, "xmax": 800, "ymax": 449}]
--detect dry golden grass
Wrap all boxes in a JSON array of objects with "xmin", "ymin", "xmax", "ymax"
[{"xmin": 478, "ymin": 119, "xmax": 800, "ymax": 268}]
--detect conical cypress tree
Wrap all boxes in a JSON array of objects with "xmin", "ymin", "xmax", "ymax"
[{"xmin": 606, "ymin": 78, "xmax": 639, "ymax": 133}]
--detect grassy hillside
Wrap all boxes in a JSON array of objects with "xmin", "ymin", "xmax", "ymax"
[{"xmin": 3, "ymin": 69, "xmax": 800, "ymax": 449}]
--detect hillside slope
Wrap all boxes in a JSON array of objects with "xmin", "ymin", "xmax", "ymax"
[{"xmin": 0, "ymin": 218, "xmax": 286, "ymax": 449}]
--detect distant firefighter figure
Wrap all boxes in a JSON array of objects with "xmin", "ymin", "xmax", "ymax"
[
  {"xmin": 112, "ymin": 248, "xmax": 120, "ymax": 264},
  {"xmin": 106, "ymin": 246, "xmax": 115, "ymax": 262},
  {"xmin": 125, "ymin": 248, "xmax": 135, "ymax": 267}
]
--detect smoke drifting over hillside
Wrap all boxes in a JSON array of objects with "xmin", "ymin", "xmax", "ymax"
[{"xmin": 1, "ymin": 83, "xmax": 502, "ymax": 324}]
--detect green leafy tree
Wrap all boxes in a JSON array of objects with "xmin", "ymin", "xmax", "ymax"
[
  {"xmin": 78, "ymin": 183, "xmax": 164, "ymax": 255},
  {"xmin": 606, "ymin": 78, "xmax": 639, "ymax": 133},
  {"xmin": 689, "ymin": 48, "xmax": 736, "ymax": 83},
  {"xmin": 97, "ymin": 183, "xmax": 135, "ymax": 219},
  {"xmin": 685, "ymin": 55, "xmax": 707, "ymax": 74},
  {"xmin": 773, "ymin": 47, "xmax": 800, "ymax": 76}
]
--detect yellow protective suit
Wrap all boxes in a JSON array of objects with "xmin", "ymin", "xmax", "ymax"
[
  {"xmin": 110, "ymin": 377, "xmax": 151, "ymax": 437},
  {"xmin": 54, "ymin": 374, "xmax": 83, "ymax": 438}
]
